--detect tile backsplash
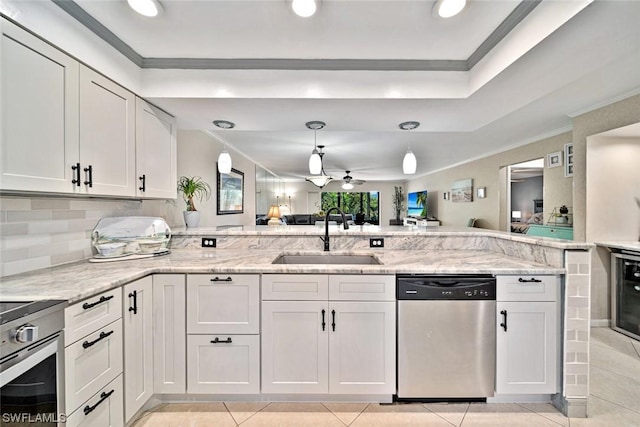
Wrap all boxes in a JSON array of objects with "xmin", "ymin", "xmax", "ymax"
[{"xmin": 0, "ymin": 196, "xmax": 170, "ymax": 277}]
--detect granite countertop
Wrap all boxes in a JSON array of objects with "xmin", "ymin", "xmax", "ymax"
[
  {"xmin": 596, "ymin": 241, "xmax": 640, "ymax": 253},
  {"xmin": 0, "ymin": 248, "xmax": 564, "ymax": 304}
]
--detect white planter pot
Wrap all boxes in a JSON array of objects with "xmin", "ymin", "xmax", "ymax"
[{"xmin": 183, "ymin": 211, "xmax": 201, "ymax": 228}]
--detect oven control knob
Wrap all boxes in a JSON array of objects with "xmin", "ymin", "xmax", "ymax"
[{"xmin": 11, "ymin": 324, "xmax": 38, "ymax": 343}]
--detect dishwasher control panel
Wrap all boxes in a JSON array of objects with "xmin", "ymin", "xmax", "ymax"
[{"xmin": 397, "ymin": 275, "xmax": 496, "ymax": 300}]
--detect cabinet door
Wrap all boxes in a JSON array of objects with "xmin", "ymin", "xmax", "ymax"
[
  {"xmin": 1, "ymin": 19, "xmax": 79, "ymax": 193},
  {"xmin": 65, "ymin": 374, "xmax": 124, "ymax": 427},
  {"xmin": 329, "ymin": 302, "xmax": 396, "ymax": 394},
  {"xmin": 65, "ymin": 319, "xmax": 123, "ymax": 413},
  {"xmin": 123, "ymin": 277, "xmax": 153, "ymax": 422},
  {"xmin": 153, "ymin": 274, "xmax": 186, "ymax": 394},
  {"xmin": 496, "ymin": 301, "xmax": 558, "ymax": 394},
  {"xmin": 187, "ymin": 274, "xmax": 259, "ymax": 334},
  {"xmin": 135, "ymin": 98, "xmax": 177, "ymax": 199},
  {"xmin": 79, "ymin": 65, "xmax": 136, "ymax": 196},
  {"xmin": 261, "ymin": 301, "xmax": 328, "ymax": 394},
  {"xmin": 187, "ymin": 335, "xmax": 259, "ymax": 394}
]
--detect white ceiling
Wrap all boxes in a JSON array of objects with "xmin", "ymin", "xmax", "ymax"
[{"xmin": 67, "ymin": 0, "xmax": 640, "ymax": 182}]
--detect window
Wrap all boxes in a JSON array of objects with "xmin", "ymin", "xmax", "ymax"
[{"xmin": 320, "ymin": 191, "xmax": 379, "ymax": 225}]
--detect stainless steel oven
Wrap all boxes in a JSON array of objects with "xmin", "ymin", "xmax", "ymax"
[
  {"xmin": 611, "ymin": 251, "xmax": 640, "ymax": 341},
  {"xmin": 1, "ymin": 300, "xmax": 66, "ymax": 426}
]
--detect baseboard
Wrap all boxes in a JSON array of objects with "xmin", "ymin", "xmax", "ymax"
[
  {"xmin": 590, "ymin": 319, "xmax": 611, "ymax": 327},
  {"xmin": 552, "ymin": 394, "xmax": 587, "ymax": 418}
]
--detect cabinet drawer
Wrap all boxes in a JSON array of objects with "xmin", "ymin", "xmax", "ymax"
[
  {"xmin": 65, "ymin": 319, "xmax": 123, "ymax": 413},
  {"xmin": 329, "ymin": 275, "xmax": 395, "ymax": 301},
  {"xmin": 187, "ymin": 334, "xmax": 260, "ymax": 394},
  {"xmin": 187, "ymin": 274, "xmax": 259, "ymax": 334},
  {"xmin": 497, "ymin": 275, "xmax": 560, "ymax": 302},
  {"xmin": 65, "ymin": 374, "xmax": 123, "ymax": 427},
  {"xmin": 262, "ymin": 274, "xmax": 329, "ymax": 301},
  {"xmin": 65, "ymin": 288, "xmax": 122, "ymax": 346}
]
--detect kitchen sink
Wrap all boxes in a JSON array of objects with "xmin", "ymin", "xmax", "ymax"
[{"xmin": 272, "ymin": 253, "xmax": 382, "ymax": 265}]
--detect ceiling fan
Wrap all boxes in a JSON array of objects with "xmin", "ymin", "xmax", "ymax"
[{"xmin": 341, "ymin": 170, "xmax": 365, "ymax": 190}]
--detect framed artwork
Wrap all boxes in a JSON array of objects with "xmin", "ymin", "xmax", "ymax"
[
  {"xmin": 477, "ymin": 187, "xmax": 486, "ymax": 199},
  {"xmin": 451, "ymin": 178, "xmax": 473, "ymax": 203},
  {"xmin": 564, "ymin": 143, "xmax": 574, "ymax": 177},
  {"xmin": 217, "ymin": 167, "xmax": 244, "ymax": 215},
  {"xmin": 547, "ymin": 151, "xmax": 563, "ymax": 168}
]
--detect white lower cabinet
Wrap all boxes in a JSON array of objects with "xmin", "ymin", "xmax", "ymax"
[
  {"xmin": 153, "ymin": 274, "xmax": 186, "ymax": 394},
  {"xmin": 261, "ymin": 301, "xmax": 329, "ymax": 394},
  {"xmin": 65, "ymin": 374, "xmax": 124, "ymax": 427},
  {"xmin": 123, "ymin": 277, "xmax": 153, "ymax": 422},
  {"xmin": 261, "ymin": 274, "xmax": 396, "ymax": 396},
  {"xmin": 187, "ymin": 335, "xmax": 260, "ymax": 394},
  {"xmin": 495, "ymin": 275, "xmax": 560, "ymax": 394},
  {"xmin": 65, "ymin": 319, "xmax": 123, "ymax": 413},
  {"xmin": 329, "ymin": 302, "xmax": 396, "ymax": 394},
  {"xmin": 186, "ymin": 274, "xmax": 261, "ymax": 394}
]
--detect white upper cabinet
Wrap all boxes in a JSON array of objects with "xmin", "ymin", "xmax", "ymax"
[
  {"xmin": 79, "ymin": 65, "xmax": 136, "ymax": 197},
  {"xmin": 1, "ymin": 19, "xmax": 176, "ymax": 199},
  {"xmin": 135, "ymin": 98, "xmax": 177, "ymax": 199},
  {"xmin": 1, "ymin": 19, "xmax": 80, "ymax": 193}
]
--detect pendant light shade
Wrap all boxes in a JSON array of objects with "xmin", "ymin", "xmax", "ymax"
[
  {"xmin": 291, "ymin": 0, "xmax": 317, "ymax": 17},
  {"xmin": 306, "ymin": 175, "xmax": 333, "ymax": 188},
  {"xmin": 218, "ymin": 150, "xmax": 232, "ymax": 174},
  {"xmin": 433, "ymin": 0, "xmax": 466, "ymax": 18},
  {"xmin": 402, "ymin": 149, "xmax": 417, "ymax": 175},
  {"xmin": 309, "ymin": 149, "xmax": 322, "ymax": 175},
  {"xmin": 127, "ymin": 0, "xmax": 163, "ymax": 17}
]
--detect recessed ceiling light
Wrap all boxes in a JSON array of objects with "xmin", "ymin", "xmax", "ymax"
[
  {"xmin": 213, "ymin": 120, "xmax": 236, "ymax": 129},
  {"xmin": 291, "ymin": 0, "xmax": 317, "ymax": 18},
  {"xmin": 127, "ymin": 0, "xmax": 163, "ymax": 17},
  {"xmin": 433, "ymin": 0, "xmax": 467, "ymax": 18}
]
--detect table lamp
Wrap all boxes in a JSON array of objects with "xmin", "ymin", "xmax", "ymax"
[{"xmin": 267, "ymin": 205, "xmax": 281, "ymax": 226}]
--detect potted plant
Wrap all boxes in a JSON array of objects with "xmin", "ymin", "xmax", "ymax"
[
  {"xmin": 177, "ymin": 176, "xmax": 211, "ymax": 228},
  {"xmin": 391, "ymin": 186, "xmax": 405, "ymax": 225}
]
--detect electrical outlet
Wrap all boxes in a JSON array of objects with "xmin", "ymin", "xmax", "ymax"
[
  {"xmin": 201, "ymin": 238, "xmax": 216, "ymax": 248},
  {"xmin": 369, "ymin": 238, "xmax": 384, "ymax": 248}
]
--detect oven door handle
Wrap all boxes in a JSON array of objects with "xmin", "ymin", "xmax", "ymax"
[
  {"xmin": 0, "ymin": 337, "xmax": 60, "ymax": 387},
  {"xmin": 83, "ymin": 389, "xmax": 115, "ymax": 416}
]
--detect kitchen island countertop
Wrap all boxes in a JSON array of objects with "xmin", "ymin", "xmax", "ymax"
[{"xmin": 0, "ymin": 248, "xmax": 565, "ymax": 304}]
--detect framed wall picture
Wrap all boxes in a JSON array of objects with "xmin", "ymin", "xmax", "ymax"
[
  {"xmin": 451, "ymin": 178, "xmax": 473, "ymax": 202},
  {"xmin": 547, "ymin": 151, "xmax": 563, "ymax": 168},
  {"xmin": 217, "ymin": 167, "xmax": 244, "ymax": 215},
  {"xmin": 564, "ymin": 143, "xmax": 574, "ymax": 177}
]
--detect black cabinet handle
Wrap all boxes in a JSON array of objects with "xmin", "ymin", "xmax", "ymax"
[
  {"xmin": 129, "ymin": 290, "xmax": 138, "ymax": 315},
  {"xmin": 71, "ymin": 163, "xmax": 81, "ymax": 186},
  {"xmin": 321, "ymin": 309, "xmax": 326, "ymax": 331},
  {"xmin": 331, "ymin": 310, "xmax": 336, "ymax": 332},
  {"xmin": 210, "ymin": 277, "xmax": 232, "ymax": 282},
  {"xmin": 83, "ymin": 165, "xmax": 93, "ymax": 187},
  {"xmin": 500, "ymin": 310, "xmax": 508, "ymax": 332},
  {"xmin": 211, "ymin": 337, "xmax": 232, "ymax": 344},
  {"xmin": 518, "ymin": 277, "xmax": 542, "ymax": 283},
  {"xmin": 83, "ymin": 389, "xmax": 114, "ymax": 416},
  {"xmin": 82, "ymin": 295, "xmax": 114, "ymax": 310},
  {"xmin": 139, "ymin": 174, "xmax": 146, "ymax": 192},
  {"xmin": 82, "ymin": 330, "xmax": 114, "ymax": 349}
]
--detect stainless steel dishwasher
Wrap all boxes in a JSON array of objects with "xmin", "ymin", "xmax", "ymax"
[{"xmin": 397, "ymin": 275, "xmax": 496, "ymax": 400}]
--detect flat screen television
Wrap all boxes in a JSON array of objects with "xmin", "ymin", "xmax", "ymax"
[{"xmin": 407, "ymin": 190, "xmax": 428, "ymax": 218}]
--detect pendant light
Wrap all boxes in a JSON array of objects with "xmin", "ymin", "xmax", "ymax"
[
  {"xmin": 433, "ymin": 0, "xmax": 466, "ymax": 18},
  {"xmin": 127, "ymin": 0, "xmax": 163, "ymax": 17},
  {"xmin": 307, "ymin": 121, "xmax": 325, "ymax": 175},
  {"xmin": 399, "ymin": 121, "xmax": 420, "ymax": 175},
  {"xmin": 305, "ymin": 144, "xmax": 333, "ymax": 188},
  {"xmin": 213, "ymin": 120, "xmax": 235, "ymax": 174}
]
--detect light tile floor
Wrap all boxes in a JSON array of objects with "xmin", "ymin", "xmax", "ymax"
[{"xmin": 133, "ymin": 328, "xmax": 640, "ymax": 426}]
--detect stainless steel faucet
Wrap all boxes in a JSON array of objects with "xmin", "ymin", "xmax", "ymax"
[{"xmin": 321, "ymin": 207, "xmax": 350, "ymax": 251}]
